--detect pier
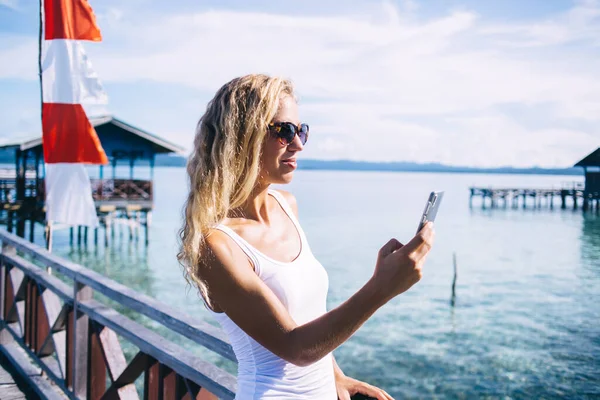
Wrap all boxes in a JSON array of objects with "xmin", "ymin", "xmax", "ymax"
[
  {"xmin": 468, "ymin": 182, "xmax": 600, "ymax": 211},
  {"xmin": 0, "ymin": 228, "xmax": 237, "ymax": 399},
  {"xmin": 470, "ymin": 148, "xmax": 600, "ymax": 212}
]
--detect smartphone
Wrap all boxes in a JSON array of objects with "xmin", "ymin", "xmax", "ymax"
[{"xmin": 416, "ymin": 191, "xmax": 444, "ymax": 234}]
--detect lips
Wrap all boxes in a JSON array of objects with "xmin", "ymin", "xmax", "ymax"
[{"xmin": 281, "ymin": 158, "xmax": 297, "ymax": 168}]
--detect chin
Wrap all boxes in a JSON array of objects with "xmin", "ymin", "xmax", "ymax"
[{"xmin": 272, "ymin": 171, "xmax": 294, "ymax": 185}]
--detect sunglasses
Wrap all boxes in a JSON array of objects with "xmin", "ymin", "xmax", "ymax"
[{"xmin": 268, "ymin": 121, "xmax": 309, "ymax": 146}]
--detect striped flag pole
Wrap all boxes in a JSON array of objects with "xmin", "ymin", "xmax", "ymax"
[{"xmin": 41, "ymin": 0, "xmax": 109, "ymax": 254}]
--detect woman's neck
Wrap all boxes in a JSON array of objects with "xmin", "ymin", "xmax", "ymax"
[{"xmin": 230, "ymin": 183, "xmax": 273, "ymax": 224}]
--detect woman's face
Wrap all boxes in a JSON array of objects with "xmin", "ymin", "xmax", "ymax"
[{"xmin": 259, "ymin": 95, "xmax": 305, "ymax": 186}]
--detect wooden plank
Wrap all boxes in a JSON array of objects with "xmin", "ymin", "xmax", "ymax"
[
  {"xmin": 0, "ymin": 230, "xmax": 84, "ymax": 280},
  {"xmin": 51, "ymin": 330, "xmax": 67, "ymax": 380},
  {"xmin": 97, "ymin": 324, "xmax": 128, "ymax": 383},
  {"xmin": 0, "ymin": 341, "xmax": 66, "ymax": 400},
  {"xmin": 71, "ymin": 282, "xmax": 92, "ymax": 398},
  {"xmin": 88, "ymin": 320, "xmax": 107, "ymax": 400},
  {"xmin": 0, "ymin": 242, "xmax": 15, "ymax": 326},
  {"xmin": 38, "ymin": 293, "xmax": 66, "ymax": 357},
  {"xmin": 1, "ymin": 253, "xmax": 72, "ymax": 303},
  {"xmin": 0, "ymin": 384, "xmax": 27, "ymax": 400},
  {"xmin": 0, "ymin": 231, "xmax": 235, "ymax": 362},
  {"xmin": 3, "ymin": 266, "xmax": 15, "ymax": 321},
  {"xmin": 74, "ymin": 268, "xmax": 235, "ymax": 361},
  {"xmin": 79, "ymin": 299, "xmax": 236, "ymax": 400},
  {"xmin": 160, "ymin": 364, "xmax": 176, "ymax": 400},
  {"xmin": 144, "ymin": 358, "xmax": 159, "ymax": 400},
  {"xmin": 3, "ymin": 322, "xmax": 68, "ymax": 394},
  {"xmin": 113, "ymin": 351, "xmax": 147, "ymax": 386},
  {"xmin": 102, "ymin": 351, "xmax": 145, "ymax": 400},
  {"xmin": 36, "ymin": 287, "xmax": 52, "ymax": 356},
  {"xmin": 24, "ymin": 279, "xmax": 32, "ymax": 347}
]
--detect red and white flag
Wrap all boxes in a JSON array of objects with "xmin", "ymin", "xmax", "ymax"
[{"xmin": 42, "ymin": 0, "xmax": 108, "ymax": 227}]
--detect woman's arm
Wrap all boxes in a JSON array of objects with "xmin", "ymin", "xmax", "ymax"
[{"xmin": 202, "ymin": 221, "xmax": 433, "ymax": 367}]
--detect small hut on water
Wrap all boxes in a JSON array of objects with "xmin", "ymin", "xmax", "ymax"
[
  {"xmin": 0, "ymin": 115, "xmax": 185, "ymax": 245},
  {"xmin": 574, "ymin": 147, "xmax": 600, "ymax": 211}
]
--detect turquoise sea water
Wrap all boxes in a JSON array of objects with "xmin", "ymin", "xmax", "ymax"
[{"xmin": 29, "ymin": 168, "xmax": 599, "ymax": 399}]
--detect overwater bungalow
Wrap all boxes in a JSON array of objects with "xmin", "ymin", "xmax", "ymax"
[
  {"xmin": 0, "ymin": 115, "xmax": 185, "ymax": 244},
  {"xmin": 574, "ymin": 147, "xmax": 600, "ymax": 211}
]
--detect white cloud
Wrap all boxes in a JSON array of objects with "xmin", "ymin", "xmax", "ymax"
[
  {"xmin": 1, "ymin": 1, "xmax": 599, "ymax": 167},
  {"xmin": 0, "ymin": 0, "xmax": 19, "ymax": 10}
]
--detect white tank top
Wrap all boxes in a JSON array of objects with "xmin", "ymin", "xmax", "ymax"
[{"xmin": 208, "ymin": 189, "xmax": 337, "ymax": 400}]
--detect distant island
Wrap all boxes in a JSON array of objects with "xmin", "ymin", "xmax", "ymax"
[
  {"xmin": 154, "ymin": 154, "xmax": 582, "ymax": 176},
  {"xmin": 0, "ymin": 151, "xmax": 580, "ymax": 175}
]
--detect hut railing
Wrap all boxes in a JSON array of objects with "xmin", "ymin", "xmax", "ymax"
[
  {"xmin": 91, "ymin": 179, "xmax": 153, "ymax": 202},
  {"xmin": 0, "ymin": 228, "xmax": 237, "ymax": 399}
]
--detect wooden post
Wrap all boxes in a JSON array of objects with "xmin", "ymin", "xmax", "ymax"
[
  {"xmin": 84, "ymin": 226, "xmax": 88, "ymax": 247},
  {"xmin": 561, "ymin": 190, "xmax": 567, "ymax": 209},
  {"xmin": 128, "ymin": 212, "xmax": 133, "ymax": 241},
  {"xmin": 573, "ymin": 191, "xmax": 578, "ymax": 210},
  {"xmin": 70, "ymin": 227, "xmax": 74, "ymax": 245},
  {"xmin": 145, "ymin": 211, "xmax": 151, "ymax": 246},
  {"xmin": 94, "ymin": 227, "xmax": 98, "ymax": 246},
  {"xmin": 111, "ymin": 214, "xmax": 115, "ymax": 240},
  {"xmin": 469, "ymin": 189, "xmax": 473, "ymax": 209},
  {"xmin": 450, "ymin": 252, "xmax": 457, "ymax": 307},
  {"xmin": 145, "ymin": 357, "xmax": 160, "ymax": 400},
  {"xmin": 87, "ymin": 320, "xmax": 107, "ymax": 400},
  {"xmin": 0, "ymin": 242, "xmax": 16, "ymax": 331},
  {"xmin": 583, "ymin": 193, "xmax": 589, "ymax": 211},
  {"xmin": 136, "ymin": 211, "xmax": 141, "ymax": 242},
  {"xmin": 77, "ymin": 226, "xmax": 82, "ymax": 246},
  {"xmin": 522, "ymin": 193, "xmax": 527, "ymax": 209},
  {"xmin": 160, "ymin": 364, "xmax": 177, "ymax": 399},
  {"xmin": 68, "ymin": 281, "xmax": 92, "ymax": 397},
  {"xmin": 7, "ymin": 209, "xmax": 13, "ymax": 233},
  {"xmin": 104, "ymin": 216, "xmax": 110, "ymax": 248},
  {"xmin": 29, "ymin": 218, "xmax": 35, "ymax": 242}
]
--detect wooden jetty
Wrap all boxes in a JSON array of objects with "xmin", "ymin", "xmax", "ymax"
[
  {"xmin": 0, "ymin": 228, "xmax": 237, "ymax": 399},
  {"xmin": 468, "ymin": 182, "xmax": 598, "ymax": 210},
  {"xmin": 471, "ymin": 148, "xmax": 600, "ymax": 211},
  {"xmin": 0, "ymin": 116, "xmax": 184, "ymax": 247}
]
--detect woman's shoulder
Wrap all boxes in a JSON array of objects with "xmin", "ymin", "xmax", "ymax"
[{"xmin": 272, "ymin": 189, "xmax": 298, "ymax": 217}]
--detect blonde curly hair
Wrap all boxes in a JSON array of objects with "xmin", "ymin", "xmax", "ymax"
[{"xmin": 177, "ymin": 74, "xmax": 295, "ymax": 308}]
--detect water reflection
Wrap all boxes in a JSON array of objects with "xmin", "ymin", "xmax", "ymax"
[
  {"xmin": 65, "ymin": 240, "xmax": 155, "ymax": 297},
  {"xmin": 580, "ymin": 212, "xmax": 600, "ymax": 273}
]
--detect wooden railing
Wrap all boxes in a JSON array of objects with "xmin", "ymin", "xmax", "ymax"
[
  {"xmin": 0, "ymin": 228, "xmax": 237, "ymax": 399},
  {"xmin": 91, "ymin": 179, "xmax": 153, "ymax": 202}
]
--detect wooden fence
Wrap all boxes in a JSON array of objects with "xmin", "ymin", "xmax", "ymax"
[{"xmin": 0, "ymin": 228, "xmax": 237, "ymax": 399}]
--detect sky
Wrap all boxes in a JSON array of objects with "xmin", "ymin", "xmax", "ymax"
[{"xmin": 0, "ymin": 0, "xmax": 598, "ymax": 168}]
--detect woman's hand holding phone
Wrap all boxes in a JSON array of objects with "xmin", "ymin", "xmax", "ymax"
[{"xmin": 370, "ymin": 222, "xmax": 435, "ymax": 303}]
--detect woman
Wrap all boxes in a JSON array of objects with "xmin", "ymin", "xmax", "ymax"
[{"xmin": 178, "ymin": 74, "xmax": 435, "ymax": 400}]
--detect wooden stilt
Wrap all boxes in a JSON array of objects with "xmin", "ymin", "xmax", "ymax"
[
  {"xmin": 29, "ymin": 218, "xmax": 35, "ymax": 242},
  {"xmin": 145, "ymin": 211, "xmax": 151, "ymax": 246},
  {"xmin": 7, "ymin": 210, "xmax": 13, "ymax": 233},
  {"xmin": 104, "ymin": 217, "xmax": 110, "ymax": 248}
]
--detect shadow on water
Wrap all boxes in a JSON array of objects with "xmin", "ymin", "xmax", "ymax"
[{"xmin": 580, "ymin": 212, "xmax": 600, "ymax": 274}]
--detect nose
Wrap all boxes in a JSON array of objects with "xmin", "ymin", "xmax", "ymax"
[{"xmin": 288, "ymin": 132, "xmax": 304, "ymax": 152}]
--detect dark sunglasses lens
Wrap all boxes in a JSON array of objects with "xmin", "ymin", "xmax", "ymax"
[
  {"xmin": 299, "ymin": 124, "xmax": 309, "ymax": 145},
  {"xmin": 278, "ymin": 123, "xmax": 296, "ymax": 144}
]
